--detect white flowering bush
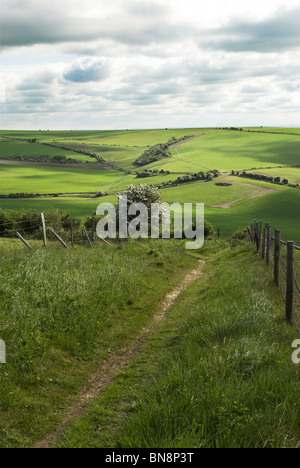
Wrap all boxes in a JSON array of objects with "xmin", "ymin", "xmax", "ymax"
[{"xmin": 118, "ymin": 184, "xmax": 161, "ymax": 208}]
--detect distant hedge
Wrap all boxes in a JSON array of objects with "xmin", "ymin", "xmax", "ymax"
[{"xmin": 134, "ymin": 136, "xmax": 193, "ymax": 167}]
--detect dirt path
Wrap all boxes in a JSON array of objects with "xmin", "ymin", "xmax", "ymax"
[
  {"xmin": 33, "ymin": 260, "xmax": 205, "ymax": 449},
  {"xmin": 211, "ymin": 180, "xmax": 276, "ymax": 208}
]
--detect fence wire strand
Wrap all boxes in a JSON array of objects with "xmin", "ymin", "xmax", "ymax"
[{"xmin": 255, "ymin": 221, "xmax": 300, "ymax": 336}]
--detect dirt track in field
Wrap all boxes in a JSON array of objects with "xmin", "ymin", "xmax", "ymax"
[
  {"xmin": 211, "ymin": 180, "xmax": 276, "ymax": 208},
  {"xmin": 32, "ymin": 260, "xmax": 205, "ymax": 449}
]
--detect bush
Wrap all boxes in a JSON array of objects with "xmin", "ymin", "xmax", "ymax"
[{"xmin": 230, "ymin": 227, "xmax": 251, "ymax": 241}]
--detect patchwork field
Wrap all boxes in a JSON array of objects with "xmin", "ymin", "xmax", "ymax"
[{"xmin": 0, "ymin": 127, "xmax": 299, "ymax": 240}]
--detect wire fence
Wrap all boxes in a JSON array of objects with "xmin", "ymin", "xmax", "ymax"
[
  {"xmin": 250, "ymin": 220, "xmax": 300, "ymax": 336},
  {"xmin": 2, "ymin": 213, "xmax": 300, "ymax": 333},
  {"xmin": 0, "ymin": 213, "xmax": 106, "ymax": 249}
]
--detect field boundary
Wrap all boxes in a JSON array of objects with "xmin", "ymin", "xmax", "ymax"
[{"xmin": 249, "ymin": 219, "xmax": 300, "ymax": 335}]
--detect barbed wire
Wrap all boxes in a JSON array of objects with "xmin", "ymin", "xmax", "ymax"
[
  {"xmin": 0, "ymin": 218, "xmax": 41, "ymax": 227},
  {"xmin": 0, "ymin": 222, "xmax": 42, "ymax": 235},
  {"xmin": 294, "ymin": 272, "xmax": 300, "ymax": 300}
]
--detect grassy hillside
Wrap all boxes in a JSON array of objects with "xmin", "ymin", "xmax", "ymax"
[
  {"xmin": 248, "ymin": 167, "xmax": 300, "ymax": 185},
  {"xmin": 1, "ymin": 238, "xmax": 298, "ymax": 448},
  {"xmin": 0, "ymin": 128, "xmax": 205, "ymax": 146},
  {"xmin": 0, "ymin": 238, "xmax": 197, "ymax": 448},
  {"xmin": 0, "ymin": 165, "xmax": 121, "ymax": 195},
  {"xmin": 0, "ymin": 140, "xmax": 92, "ymax": 162},
  {"xmin": 205, "ymin": 189, "xmax": 300, "ymax": 242},
  {"xmin": 0, "ymin": 196, "xmax": 116, "ymax": 219},
  {"xmin": 143, "ymin": 131, "xmax": 300, "ymax": 173},
  {"xmin": 0, "ymin": 165, "xmax": 182, "ymax": 196},
  {"xmin": 242, "ymin": 127, "xmax": 300, "ymax": 135},
  {"xmin": 160, "ymin": 178, "xmax": 266, "ymax": 206}
]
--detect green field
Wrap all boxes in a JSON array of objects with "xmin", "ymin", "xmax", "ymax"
[
  {"xmin": 0, "ymin": 140, "xmax": 92, "ymax": 162},
  {"xmin": 206, "ymin": 189, "xmax": 300, "ymax": 242},
  {"xmin": 248, "ymin": 167, "xmax": 300, "ymax": 185},
  {"xmin": 0, "ymin": 196, "xmax": 116, "ymax": 219},
  {"xmin": 242, "ymin": 127, "xmax": 300, "ymax": 134},
  {"xmin": 0, "ymin": 165, "xmax": 123, "ymax": 194},
  {"xmin": 160, "ymin": 177, "xmax": 272, "ymax": 206},
  {"xmin": 0, "ymin": 127, "xmax": 299, "ymax": 240},
  {"xmin": 0, "ymin": 165, "xmax": 184, "ymax": 196},
  {"xmin": 143, "ymin": 131, "xmax": 300, "ymax": 173},
  {"xmin": 1, "ymin": 127, "xmax": 300, "ymax": 449},
  {"xmin": 0, "ymin": 128, "xmax": 205, "ymax": 146}
]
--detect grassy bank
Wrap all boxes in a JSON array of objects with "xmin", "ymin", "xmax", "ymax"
[
  {"xmin": 56, "ymin": 240, "xmax": 300, "ymax": 448},
  {"xmin": 0, "ymin": 239, "xmax": 197, "ymax": 448}
]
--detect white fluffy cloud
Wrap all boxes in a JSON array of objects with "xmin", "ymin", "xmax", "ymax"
[{"xmin": 0, "ymin": 0, "xmax": 299, "ymax": 129}]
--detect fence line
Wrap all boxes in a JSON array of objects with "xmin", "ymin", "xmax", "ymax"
[
  {"xmin": 0, "ymin": 218, "xmax": 41, "ymax": 227},
  {"xmin": 0, "ymin": 212, "xmax": 100, "ymax": 249},
  {"xmin": 250, "ymin": 219, "xmax": 300, "ymax": 335},
  {"xmin": 2, "ymin": 212, "xmax": 300, "ymax": 333}
]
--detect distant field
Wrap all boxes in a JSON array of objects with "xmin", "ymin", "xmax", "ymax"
[
  {"xmin": 53, "ymin": 143, "xmax": 145, "ymax": 170},
  {"xmin": 0, "ymin": 141, "xmax": 91, "ymax": 162},
  {"xmin": 248, "ymin": 167, "xmax": 300, "ymax": 185},
  {"xmin": 0, "ymin": 128, "xmax": 299, "ymax": 240},
  {"xmin": 160, "ymin": 177, "xmax": 272, "ymax": 206},
  {"xmin": 0, "ymin": 195, "xmax": 116, "ymax": 219},
  {"xmin": 242, "ymin": 127, "xmax": 300, "ymax": 134},
  {"xmin": 0, "ymin": 164, "xmax": 183, "ymax": 196},
  {"xmin": 0, "ymin": 128, "xmax": 206, "ymax": 146},
  {"xmin": 0, "ymin": 165, "xmax": 121, "ymax": 195},
  {"xmin": 206, "ymin": 189, "xmax": 300, "ymax": 242},
  {"xmin": 143, "ymin": 131, "xmax": 300, "ymax": 173}
]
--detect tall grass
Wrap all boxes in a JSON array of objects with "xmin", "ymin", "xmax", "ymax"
[
  {"xmin": 0, "ymin": 239, "xmax": 196, "ymax": 447},
  {"xmin": 114, "ymin": 242, "xmax": 300, "ymax": 448},
  {"xmin": 58, "ymin": 241, "xmax": 300, "ymax": 448}
]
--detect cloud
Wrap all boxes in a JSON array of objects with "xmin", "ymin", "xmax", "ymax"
[
  {"xmin": 63, "ymin": 58, "xmax": 109, "ymax": 82},
  {"xmin": 1, "ymin": 1, "xmax": 300, "ymax": 128},
  {"xmin": 0, "ymin": 0, "xmax": 191, "ymax": 51},
  {"xmin": 201, "ymin": 8, "xmax": 300, "ymax": 53},
  {"xmin": 0, "ymin": 81, "xmax": 6, "ymax": 103}
]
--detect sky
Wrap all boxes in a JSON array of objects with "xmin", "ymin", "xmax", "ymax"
[{"xmin": 0, "ymin": 0, "xmax": 299, "ymax": 130}]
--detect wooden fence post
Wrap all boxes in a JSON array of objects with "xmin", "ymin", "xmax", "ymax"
[
  {"xmin": 254, "ymin": 220, "xmax": 260, "ymax": 251},
  {"xmin": 92, "ymin": 216, "xmax": 96, "ymax": 243},
  {"xmin": 266, "ymin": 223, "xmax": 271, "ymax": 265},
  {"xmin": 286, "ymin": 241, "xmax": 294, "ymax": 323},
  {"xmin": 258, "ymin": 221, "xmax": 262, "ymax": 250},
  {"xmin": 16, "ymin": 232, "xmax": 32, "ymax": 249},
  {"xmin": 82, "ymin": 227, "xmax": 92, "ymax": 249},
  {"xmin": 40, "ymin": 213, "xmax": 47, "ymax": 247},
  {"xmin": 70, "ymin": 217, "xmax": 74, "ymax": 247},
  {"xmin": 50, "ymin": 230, "xmax": 68, "ymax": 248},
  {"xmin": 261, "ymin": 224, "xmax": 267, "ymax": 259},
  {"xmin": 274, "ymin": 229, "xmax": 281, "ymax": 287}
]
